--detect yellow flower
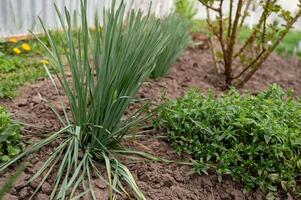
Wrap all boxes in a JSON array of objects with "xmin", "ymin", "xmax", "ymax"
[
  {"xmin": 12, "ymin": 48, "xmax": 21, "ymax": 54},
  {"xmin": 8, "ymin": 38, "xmax": 17, "ymax": 43},
  {"xmin": 21, "ymin": 43, "xmax": 31, "ymax": 52},
  {"xmin": 40, "ymin": 60, "xmax": 49, "ymax": 65}
]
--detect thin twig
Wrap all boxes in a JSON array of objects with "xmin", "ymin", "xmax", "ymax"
[
  {"xmin": 234, "ymin": 0, "xmax": 273, "ymax": 59},
  {"xmin": 205, "ymin": 7, "xmax": 222, "ymax": 74},
  {"xmin": 236, "ymin": 6, "xmax": 301, "ymax": 88},
  {"xmin": 232, "ymin": 49, "xmax": 265, "ymax": 80},
  {"xmin": 198, "ymin": 0, "xmax": 220, "ymax": 12}
]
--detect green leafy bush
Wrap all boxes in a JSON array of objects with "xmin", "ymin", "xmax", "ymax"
[
  {"xmin": 174, "ymin": 0, "xmax": 200, "ymax": 32},
  {"xmin": 156, "ymin": 85, "xmax": 301, "ymax": 196},
  {"xmin": 0, "ymin": 107, "xmax": 21, "ymax": 162},
  {"xmin": 151, "ymin": 14, "xmax": 190, "ymax": 78},
  {"xmin": 174, "ymin": 0, "xmax": 197, "ymax": 22}
]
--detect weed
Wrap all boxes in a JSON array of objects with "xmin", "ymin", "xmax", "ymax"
[{"xmin": 0, "ymin": 107, "xmax": 22, "ymax": 162}]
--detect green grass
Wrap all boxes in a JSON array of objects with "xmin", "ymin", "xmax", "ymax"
[
  {"xmin": 0, "ymin": 34, "xmax": 62, "ymax": 98},
  {"xmin": 0, "ymin": 55, "xmax": 46, "ymax": 98},
  {"xmin": 156, "ymin": 85, "xmax": 301, "ymax": 198},
  {"xmin": 272, "ymin": 30, "xmax": 301, "ymax": 58}
]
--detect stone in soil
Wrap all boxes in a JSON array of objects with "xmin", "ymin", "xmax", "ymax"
[
  {"xmin": 41, "ymin": 182, "xmax": 52, "ymax": 195},
  {"xmin": 15, "ymin": 98, "xmax": 28, "ymax": 107},
  {"xmin": 19, "ymin": 187, "xmax": 30, "ymax": 199},
  {"xmin": 3, "ymin": 194, "xmax": 18, "ymax": 200},
  {"xmin": 35, "ymin": 193, "xmax": 49, "ymax": 200},
  {"xmin": 31, "ymin": 95, "xmax": 42, "ymax": 104}
]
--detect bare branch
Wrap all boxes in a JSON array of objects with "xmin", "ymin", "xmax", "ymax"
[
  {"xmin": 236, "ymin": 6, "xmax": 301, "ymax": 88},
  {"xmin": 205, "ymin": 6, "xmax": 222, "ymax": 74},
  {"xmin": 227, "ymin": 0, "xmax": 234, "ymax": 38},
  {"xmin": 198, "ymin": 0, "xmax": 220, "ymax": 12},
  {"xmin": 238, "ymin": 0, "xmax": 253, "ymax": 30},
  {"xmin": 224, "ymin": 0, "xmax": 244, "ymax": 84},
  {"xmin": 234, "ymin": 0, "xmax": 273, "ymax": 59},
  {"xmin": 232, "ymin": 49, "xmax": 266, "ymax": 80}
]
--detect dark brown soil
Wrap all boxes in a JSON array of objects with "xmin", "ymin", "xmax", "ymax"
[{"xmin": 0, "ymin": 47, "xmax": 300, "ymax": 200}]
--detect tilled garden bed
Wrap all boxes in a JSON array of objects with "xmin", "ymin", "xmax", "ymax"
[{"xmin": 0, "ymin": 47, "xmax": 300, "ymax": 200}]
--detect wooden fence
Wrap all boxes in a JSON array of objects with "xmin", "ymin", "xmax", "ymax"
[
  {"xmin": 1, "ymin": 0, "xmax": 299, "ymax": 37},
  {"xmin": 0, "ymin": 0, "xmax": 173, "ymax": 37}
]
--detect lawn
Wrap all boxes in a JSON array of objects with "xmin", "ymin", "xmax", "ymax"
[{"xmin": 0, "ymin": 34, "xmax": 60, "ymax": 98}]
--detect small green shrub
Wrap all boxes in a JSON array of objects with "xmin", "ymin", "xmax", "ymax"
[
  {"xmin": 174, "ymin": 0, "xmax": 200, "ymax": 32},
  {"xmin": 151, "ymin": 14, "xmax": 190, "ymax": 78},
  {"xmin": 0, "ymin": 107, "xmax": 21, "ymax": 162},
  {"xmin": 156, "ymin": 85, "xmax": 301, "ymax": 196}
]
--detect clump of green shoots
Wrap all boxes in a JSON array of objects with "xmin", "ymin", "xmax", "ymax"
[
  {"xmin": 198, "ymin": 0, "xmax": 301, "ymax": 88},
  {"xmin": 151, "ymin": 14, "xmax": 190, "ymax": 78},
  {"xmin": 0, "ymin": 0, "xmax": 169, "ymax": 199}
]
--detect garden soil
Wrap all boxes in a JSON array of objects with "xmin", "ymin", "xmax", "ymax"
[{"xmin": 0, "ymin": 47, "xmax": 300, "ymax": 200}]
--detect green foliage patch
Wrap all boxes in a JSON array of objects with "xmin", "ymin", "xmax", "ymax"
[
  {"xmin": 0, "ymin": 34, "xmax": 59, "ymax": 98},
  {"xmin": 0, "ymin": 55, "xmax": 47, "ymax": 98},
  {"xmin": 0, "ymin": 107, "xmax": 22, "ymax": 162},
  {"xmin": 156, "ymin": 85, "xmax": 301, "ymax": 196},
  {"xmin": 174, "ymin": 0, "xmax": 201, "ymax": 33}
]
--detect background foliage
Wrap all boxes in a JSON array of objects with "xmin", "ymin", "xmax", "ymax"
[
  {"xmin": 174, "ymin": 0, "xmax": 197, "ymax": 21},
  {"xmin": 174, "ymin": 0, "xmax": 201, "ymax": 32}
]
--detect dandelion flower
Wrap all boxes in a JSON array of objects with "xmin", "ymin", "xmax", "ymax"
[
  {"xmin": 12, "ymin": 48, "xmax": 21, "ymax": 55},
  {"xmin": 40, "ymin": 60, "xmax": 49, "ymax": 65},
  {"xmin": 8, "ymin": 38, "xmax": 17, "ymax": 43},
  {"xmin": 21, "ymin": 43, "xmax": 31, "ymax": 52}
]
